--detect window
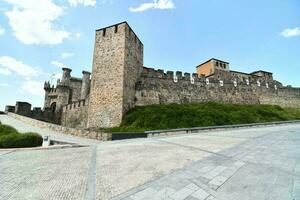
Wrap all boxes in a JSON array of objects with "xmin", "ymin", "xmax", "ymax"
[
  {"xmin": 216, "ymin": 62, "xmax": 219, "ymax": 67},
  {"xmin": 206, "ymin": 78, "xmax": 210, "ymax": 85},
  {"xmin": 246, "ymin": 79, "xmax": 250, "ymax": 85},
  {"xmin": 114, "ymin": 25, "xmax": 118, "ymax": 33},
  {"xmin": 191, "ymin": 77, "xmax": 195, "ymax": 84},
  {"xmin": 257, "ymin": 80, "xmax": 261, "ymax": 87},
  {"xmin": 174, "ymin": 76, "xmax": 178, "ymax": 83},
  {"xmin": 233, "ymin": 80, "xmax": 237, "ymax": 87},
  {"xmin": 220, "ymin": 80, "xmax": 224, "ymax": 87},
  {"xmin": 103, "ymin": 28, "xmax": 106, "ymax": 36}
]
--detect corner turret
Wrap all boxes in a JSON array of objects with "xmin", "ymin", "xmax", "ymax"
[
  {"xmin": 44, "ymin": 81, "xmax": 51, "ymax": 91},
  {"xmin": 61, "ymin": 67, "xmax": 72, "ymax": 86},
  {"xmin": 81, "ymin": 70, "xmax": 91, "ymax": 100}
]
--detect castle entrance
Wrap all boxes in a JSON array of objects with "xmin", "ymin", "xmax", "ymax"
[{"xmin": 50, "ymin": 102, "xmax": 56, "ymax": 113}]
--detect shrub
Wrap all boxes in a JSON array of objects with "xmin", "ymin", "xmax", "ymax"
[
  {"xmin": 0, "ymin": 132, "xmax": 43, "ymax": 148},
  {"xmin": 0, "ymin": 124, "xmax": 18, "ymax": 137}
]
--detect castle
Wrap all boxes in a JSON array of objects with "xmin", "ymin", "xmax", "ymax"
[{"xmin": 6, "ymin": 22, "xmax": 300, "ymax": 129}]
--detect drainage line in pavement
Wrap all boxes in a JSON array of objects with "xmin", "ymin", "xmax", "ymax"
[
  {"xmin": 84, "ymin": 145, "xmax": 97, "ymax": 200},
  {"xmin": 0, "ymin": 151, "xmax": 15, "ymax": 159},
  {"xmin": 151, "ymin": 138, "xmax": 230, "ymax": 159}
]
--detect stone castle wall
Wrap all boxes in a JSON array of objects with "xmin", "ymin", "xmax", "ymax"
[
  {"xmin": 135, "ymin": 68, "xmax": 300, "ymax": 108},
  {"xmin": 61, "ymin": 99, "xmax": 88, "ymax": 129},
  {"xmin": 259, "ymin": 87, "xmax": 300, "ymax": 108}
]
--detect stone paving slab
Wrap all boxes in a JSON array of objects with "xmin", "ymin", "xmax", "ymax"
[
  {"xmin": 95, "ymin": 139, "xmax": 212, "ymax": 200},
  {"xmin": 112, "ymin": 124, "xmax": 300, "ymax": 200},
  {"xmin": 0, "ymin": 147, "xmax": 91, "ymax": 200}
]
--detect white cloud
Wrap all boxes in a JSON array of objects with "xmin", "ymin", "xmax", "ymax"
[
  {"xmin": 61, "ymin": 52, "xmax": 74, "ymax": 59},
  {"xmin": 0, "ymin": 68, "xmax": 11, "ymax": 75},
  {"xmin": 0, "ymin": 26, "xmax": 5, "ymax": 36},
  {"xmin": 280, "ymin": 27, "xmax": 300, "ymax": 38},
  {"xmin": 4, "ymin": 0, "xmax": 70, "ymax": 45},
  {"xmin": 69, "ymin": 0, "xmax": 96, "ymax": 7},
  {"xmin": 51, "ymin": 61, "xmax": 68, "ymax": 69},
  {"xmin": 21, "ymin": 80, "xmax": 44, "ymax": 96},
  {"xmin": 129, "ymin": 0, "xmax": 175, "ymax": 12},
  {"xmin": 0, "ymin": 56, "xmax": 40, "ymax": 78}
]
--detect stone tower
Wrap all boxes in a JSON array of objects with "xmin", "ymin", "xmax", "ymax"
[
  {"xmin": 56, "ymin": 68, "xmax": 72, "ymax": 112},
  {"xmin": 87, "ymin": 22, "xmax": 144, "ymax": 128},
  {"xmin": 81, "ymin": 71, "xmax": 91, "ymax": 100}
]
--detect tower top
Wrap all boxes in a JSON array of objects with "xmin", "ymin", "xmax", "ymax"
[
  {"xmin": 95, "ymin": 21, "xmax": 143, "ymax": 46},
  {"xmin": 196, "ymin": 58, "xmax": 229, "ymax": 68},
  {"xmin": 96, "ymin": 21, "xmax": 128, "ymax": 32}
]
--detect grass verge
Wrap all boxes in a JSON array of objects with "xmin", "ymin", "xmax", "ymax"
[{"xmin": 106, "ymin": 102, "xmax": 300, "ymax": 132}]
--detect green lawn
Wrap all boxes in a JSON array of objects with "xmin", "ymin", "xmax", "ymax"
[
  {"xmin": 106, "ymin": 103, "xmax": 300, "ymax": 132},
  {"xmin": 0, "ymin": 121, "xmax": 43, "ymax": 148}
]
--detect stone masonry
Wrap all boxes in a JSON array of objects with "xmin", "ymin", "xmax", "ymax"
[{"xmin": 87, "ymin": 22, "xmax": 143, "ymax": 128}]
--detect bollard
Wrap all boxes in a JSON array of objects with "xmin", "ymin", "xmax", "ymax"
[{"xmin": 42, "ymin": 136, "xmax": 50, "ymax": 147}]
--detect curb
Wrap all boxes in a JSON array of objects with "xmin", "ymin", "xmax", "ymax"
[
  {"xmin": 0, "ymin": 144, "xmax": 88, "ymax": 152},
  {"xmin": 145, "ymin": 120, "xmax": 300, "ymax": 137}
]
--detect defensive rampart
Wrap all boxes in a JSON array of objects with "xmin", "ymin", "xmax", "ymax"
[{"xmin": 135, "ymin": 68, "xmax": 300, "ymax": 108}]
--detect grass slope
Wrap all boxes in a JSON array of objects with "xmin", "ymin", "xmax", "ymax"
[
  {"xmin": 107, "ymin": 103, "xmax": 300, "ymax": 132},
  {"xmin": 0, "ymin": 121, "xmax": 42, "ymax": 148}
]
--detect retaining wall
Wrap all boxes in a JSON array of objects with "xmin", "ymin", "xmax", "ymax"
[{"xmin": 7, "ymin": 112, "xmax": 111, "ymax": 141}]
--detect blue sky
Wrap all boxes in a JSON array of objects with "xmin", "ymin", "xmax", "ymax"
[{"xmin": 0, "ymin": 0, "xmax": 299, "ymax": 110}]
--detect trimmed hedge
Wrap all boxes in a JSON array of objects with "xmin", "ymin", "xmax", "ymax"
[
  {"xmin": 106, "ymin": 103, "xmax": 300, "ymax": 132},
  {"xmin": 0, "ymin": 124, "xmax": 18, "ymax": 137},
  {"xmin": 0, "ymin": 133, "xmax": 43, "ymax": 148},
  {"xmin": 0, "ymin": 122, "xmax": 43, "ymax": 148}
]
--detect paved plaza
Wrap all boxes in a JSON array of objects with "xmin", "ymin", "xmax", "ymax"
[{"xmin": 0, "ymin": 115, "xmax": 300, "ymax": 200}]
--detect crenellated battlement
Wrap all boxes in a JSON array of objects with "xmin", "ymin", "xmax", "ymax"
[
  {"xmin": 95, "ymin": 21, "xmax": 143, "ymax": 52},
  {"xmin": 140, "ymin": 67, "xmax": 281, "ymax": 91},
  {"xmin": 63, "ymin": 99, "xmax": 87, "ymax": 111},
  {"xmin": 48, "ymin": 88, "xmax": 57, "ymax": 94},
  {"xmin": 136, "ymin": 67, "xmax": 300, "ymax": 108}
]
